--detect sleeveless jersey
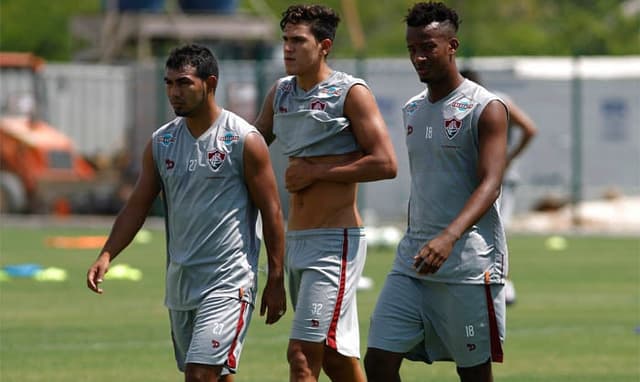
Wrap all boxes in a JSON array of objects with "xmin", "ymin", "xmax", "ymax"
[
  {"xmin": 151, "ymin": 110, "xmax": 261, "ymax": 310},
  {"xmin": 394, "ymin": 79, "xmax": 508, "ymax": 284},
  {"xmin": 272, "ymin": 71, "xmax": 366, "ymax": 157}
]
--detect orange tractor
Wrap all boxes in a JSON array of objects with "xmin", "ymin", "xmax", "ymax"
[{"xmin": 0, "ymin": 52, "xmax": 96, "ymax": 213}]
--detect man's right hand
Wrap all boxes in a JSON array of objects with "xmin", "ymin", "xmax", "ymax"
[{"xmin": 86, "ymin": 253, "xmax": 111, "ymax": 294}]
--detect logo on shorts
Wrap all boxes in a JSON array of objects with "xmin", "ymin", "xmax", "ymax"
[
  {"xmin": 466, "ymin": 343, "xmax": 477, "ymax": 351},
  {"xmin": 310, "ymin": 319, "xmax": 320, "ymax": 328},
  {"xmin": 212, "ymin": 340, "xmax": 220, "ymax": 348}
]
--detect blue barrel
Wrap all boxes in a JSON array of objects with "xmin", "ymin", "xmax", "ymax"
[
  {"xmin": 115, "ymin": 0, "xmax": 165, "ymax": 12},
  {"xmin": 179, "ymin": 0, "xmax": 238, "ymax": 14}
]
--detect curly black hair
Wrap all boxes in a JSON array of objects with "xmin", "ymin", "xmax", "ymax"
[
  {"xmin": 405, "ymin": 2, "xmax": 460, "ymax": 32},
  {"xmin": 165, "ymin": 44, "xmax": 219, "ymax": 80},
  {"xmin": 280, "ymin": 4, "xmax": 341, "ymax": 42}
]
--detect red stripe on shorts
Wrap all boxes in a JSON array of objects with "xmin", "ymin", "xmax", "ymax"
[
  {"xmin": 326, "ymin": 229, "xmax": 349, "ymax": 349},
  {"xmin": 484, "ymin": 282, "xmax": 504, "ymax": 363},
  {"xmin": 227, "ymin": 300, "xmax": 248, "ymax": 369}
]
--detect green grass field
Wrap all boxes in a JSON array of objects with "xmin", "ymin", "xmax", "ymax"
[{"xmin": 0, "ymin": 224, "xmax": 638, "ymax": 381}]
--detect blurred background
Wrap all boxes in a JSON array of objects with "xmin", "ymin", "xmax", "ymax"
[{"xmin": 0, "ymin": 0, "xmax": 639, "ymax": 234}]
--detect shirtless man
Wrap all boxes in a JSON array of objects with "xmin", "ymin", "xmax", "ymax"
[{"xmin": 254, "ymin": 5, "xmax": 397, "ymax": 382}]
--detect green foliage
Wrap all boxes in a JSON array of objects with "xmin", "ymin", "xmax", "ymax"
[
  {"xmin": 0, "ymin": 225, "xmax": 638, "ymax": 381},
  {"xmin": 0, "ymin": 1, "xmax": 638, "ymax": 58},
  {"xmin": 0, "ymin": 0, "xmax": 638, "ymax": 60},
  {"xmin": 251, "ymin": 0, "xmax": 640, "ymax": 57},
  {"xmin": 0, "ymin": 0, "xmax": 101, "ymax": 60}
]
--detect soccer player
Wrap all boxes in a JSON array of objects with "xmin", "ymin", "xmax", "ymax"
[
  {"xmin": 364, "ymin": 2, "xmax": 509, "ymax": 382},
  {"xmin": 86, "ymin": 44, "xmax": 286, "ymax": 382},
  {"xmin": 461, "ymin": 68, "xmax": 538, "ymax": 305},
  {"xmin": 254, "ymin": 4, "xmax": 397, "ymax": 382}
]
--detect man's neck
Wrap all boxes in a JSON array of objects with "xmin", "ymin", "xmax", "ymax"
[
  {"xmin": 296, "ymin": 64, "xmax": 333, "ymax": 92},
  {"xmin": 185, "ymin": 102, "xmax": 222, "ymax": 138},
  {"xmin": 427, "ymin": 70, "xmax": 464, "ymax": 103}
]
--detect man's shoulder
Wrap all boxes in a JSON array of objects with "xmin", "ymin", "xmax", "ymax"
[
  {"xmin": 402, "ymin": 89, "xmax": 428, "ymax": 111},
  {"xmin": 331, "ymin": 70, "xmax": 368, "ymax": 89},
  {"xmin": 275, "ymin": 75, "xmax": 296, "ymax": 92},
  {"xmin": 153, "ymin": 117, "xmax": 183, "ymax": 137},
  {"xmin": 460, "ymin": 79, "xmax": 502, "ymax": 102},
  {"xmin": 221, "ymin": 109, "xmax": 258, "ymax": 135}
]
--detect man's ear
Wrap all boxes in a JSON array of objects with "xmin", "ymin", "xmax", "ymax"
[
  {"xmin": 206, "ymin": 75, "xmax": 218, "ymax": 93},
  {"xmin": 449, "ymin": 37, "xmax": 459, "ymax": 54},
  {"xmin": 320, "ymin": 38, "xmax": 333, "ymax": 57}
]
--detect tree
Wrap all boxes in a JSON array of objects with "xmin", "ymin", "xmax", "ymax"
[
  {"xmin": 0, "ymin": 0, "xmax": 101, "ymax": 60},
  {"xmin": 0, "ymin": 0, "xmax": 637, "ymax": 61}
]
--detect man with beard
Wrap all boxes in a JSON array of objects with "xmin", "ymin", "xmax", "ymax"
[{"xmin": 87, "ymin": 44, "xmax": 286, "ymax": 382}]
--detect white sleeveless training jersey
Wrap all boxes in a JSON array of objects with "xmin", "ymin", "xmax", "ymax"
[
  {"xmin": 152, "ymin": 110, "xmax": 261, "ymax": 310},
  {"xmin": 272, "ymin": 71, "xmax": 367, "ymax": 157},
  {"xmin": 394, "ymin": 79, "xmax": 509, "ymax": 285}
]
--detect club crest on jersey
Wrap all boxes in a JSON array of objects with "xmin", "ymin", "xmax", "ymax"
[
  {"xmin": 208, "ymin": 150, "xmax": 226, "ymax": 172},
  {"xmin": 444, "ymin": 118, "xmax": 463, "ymax": 140},
  {"xmin": 310, "ymin": 99, "xmax": 326, "ymax": 111},
  {"xmin": 157, "ymin": 133, "xmax": 176, "ymax": 147}
]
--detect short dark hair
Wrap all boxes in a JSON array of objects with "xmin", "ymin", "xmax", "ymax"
[
  {"xmin": 165, "ymin": 44, "xmax": 219, "ymax": 80},
  {"xmin": 280, "ymin": 4, "xmax": 340, "ymax": 42},
  {"xmin": 405, "ymin": 2, "xmax": 460, "ymax": 32}
]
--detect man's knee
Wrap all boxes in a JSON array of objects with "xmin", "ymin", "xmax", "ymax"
[
  {"xmin": 322, "ymin": 347, "xmax": 363, "ymax": 381},
  {"xmin": 456, "ymin": 358, "xmax": 493, "ymax": 382},
  {"xmin": 287, "ymin": 340, "xmax": 322, "ymax": 379},
  {"xmin": 321, "ymin": 347, "xmax": 345, "ymax": 371},
  {"xmin": 184, "ymin": 363, "xmax": 221, "ymax": 382},
  {"xmin": 364, "ymin": 348, "xmax": 402, "ymax": 382}
]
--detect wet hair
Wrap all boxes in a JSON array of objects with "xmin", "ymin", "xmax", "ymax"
[
  {"xmin": 280, "ymin": 4, "xmax": 340, "ymax": 42},
  {"xmin": 165, "ymin": 44, "xmax": 219, "ymax": 80},
  {"xmin": 405, "ymin": 2, "xmax": 460, "ymax": 33}
]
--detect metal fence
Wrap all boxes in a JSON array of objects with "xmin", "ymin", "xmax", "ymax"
[{"xmin": 20, "ymin": 56, "xmax": 640, "ymax": 223}]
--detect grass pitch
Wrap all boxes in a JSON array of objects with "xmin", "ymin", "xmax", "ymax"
[{"xmin": 0, "ymin": 223, "xmax": 638, "ymax": 381}]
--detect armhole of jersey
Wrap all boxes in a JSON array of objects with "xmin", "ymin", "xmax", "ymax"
[
  {"xmin": 150, "ymin": 132, "xmax": 159, "ymax": 177},
  {"xmin": 272, "ymin": 78, "xmax": 285, "ymax": 112}
]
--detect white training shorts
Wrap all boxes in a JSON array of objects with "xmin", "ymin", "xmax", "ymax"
[
  {"xmin": 286, "ymin": 227, "xmax": 367, "ymax": 358},
  {"xmin": 169, "ymin": 295, "xmax": 253, "ymax": 374},
  {"xmin": 368, "ymin": 271, "xmax": 505, "ymax": 368}
]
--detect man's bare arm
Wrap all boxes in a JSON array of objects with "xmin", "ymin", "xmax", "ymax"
[
  {"xmin": 415, "ymin": 100, "xmax": 509, "ymax": 274},
  {"xmin": 285, "ymin": 84, "xmax": 397, "ymax": 191},
  {"xmin": 254, "ymin": 83, "xmax": 277, "ymax": 145},
  {"xmin": 243, "ymin": 132, "xmax": 286, "ymax": 324},
  {"xmin": 87, "ymin": 140, "xmax": 160, "ymax": 292},
  {"xmin": 445, "ymin": 100, "xmax": 509, "ymax": 238}
]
